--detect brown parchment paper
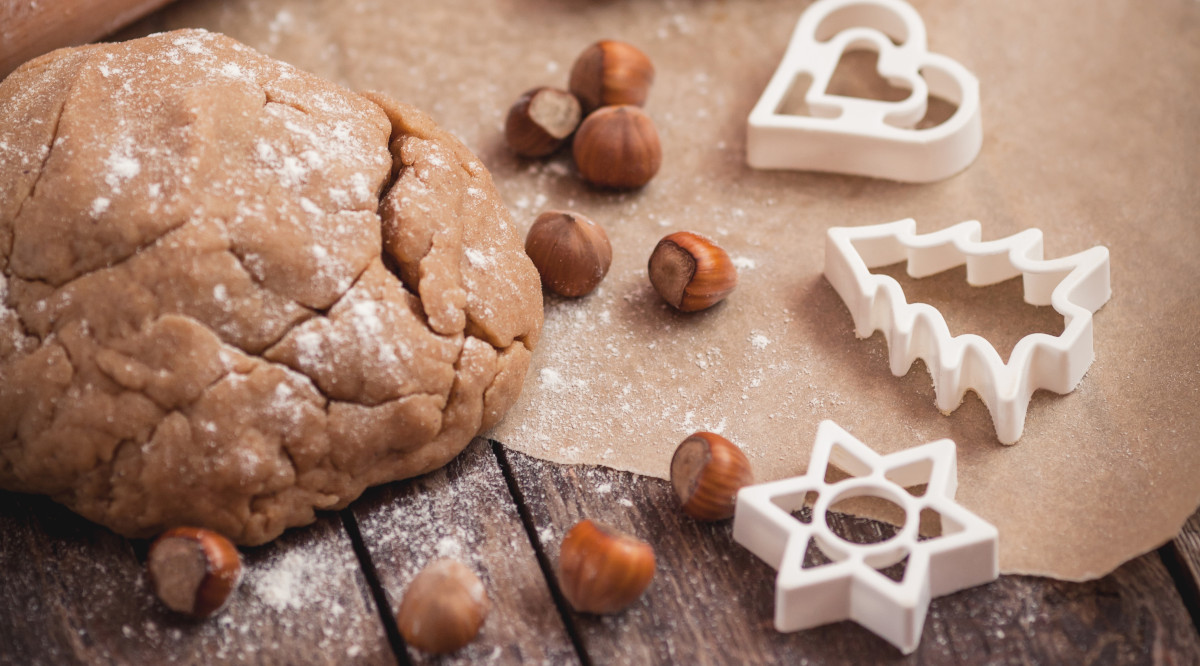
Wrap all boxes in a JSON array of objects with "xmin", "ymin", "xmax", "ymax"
[{"xmin": 120, "ymin": 0, "xmax": 1200, "ymax": 581}]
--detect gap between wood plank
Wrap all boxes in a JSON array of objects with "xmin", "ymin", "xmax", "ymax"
[
  {"xmin": 490, "ymin": 440, "xmax": 593, "ymax": 666},
  {"xmin": 1159, "ymin": 542, "xmax": 1200, "ymax": 634},
  {"xmin": 340, "ymin": 509, "xmax": 413, "ymax": 666}
]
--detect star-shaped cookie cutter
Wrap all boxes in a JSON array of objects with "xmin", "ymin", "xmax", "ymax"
[
  {"xmin": 732, "ymin": 421, "xmax": 998, "ymax": 654},
  {"xmin": 824, "ymin": 219, "xmax": 1111, "ymax": 444},
  {"xmin": 746, "ymin": 0, "xmax": 982, "ymax": 182}
]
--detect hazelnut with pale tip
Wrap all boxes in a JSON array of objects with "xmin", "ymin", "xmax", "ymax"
[
  {"xmin": 396, "ymin": 559, "xmax": 490, "ymax": 654},
  {"xmin": 525, "ymin": 210, "xmax": 613, "ymax": 298},
  {"xmin": 573, "ymin": 105, "xmax": 662, "ymax": 189}
]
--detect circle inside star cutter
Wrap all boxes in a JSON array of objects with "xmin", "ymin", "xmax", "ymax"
[{"xmin": 812, "ymin": 479, "xmax": 917, "ymax": 569}]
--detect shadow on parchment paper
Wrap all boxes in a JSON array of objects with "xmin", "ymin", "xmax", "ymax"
[
  {"xmin": 873, "ymin": 262, "xmax": 1064, "ymax": 358},
  {"xmin": 619, "ymin": 280, "xmax": 735, "ymax": 331}
]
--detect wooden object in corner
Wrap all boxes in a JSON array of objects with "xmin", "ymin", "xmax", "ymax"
[{"xmin": 1, "ymin": 0, "xmax": 176, "ymax": 77}]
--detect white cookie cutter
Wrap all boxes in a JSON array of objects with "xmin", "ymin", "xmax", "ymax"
[
  {"xmin": 746, "ymin": 0, "xmax": 982, "ymax": 182},
  {"xmin": 824, "ymin": 219, "xmax": 1111, "ymax": 444},
  {"xmin": 733, "ymin": 420, "xmax": 998, "ymax": 654}
]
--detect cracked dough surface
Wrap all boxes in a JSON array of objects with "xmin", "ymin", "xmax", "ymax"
[{"xmin": 0, "ymin": 29, "xmax": 542, "ymax": 545}]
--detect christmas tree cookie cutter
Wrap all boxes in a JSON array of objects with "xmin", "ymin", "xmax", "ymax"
[
  {"xmin": 824, "ymin": 219, "xmax": 1111, "ymax": 443},
  {"xmin": 733, "ymin": 420, "xmax": 998, "ymax": 654},
  {"xmin": 746, "ymin": 0, "xmax": 982, "ymax": 182}
]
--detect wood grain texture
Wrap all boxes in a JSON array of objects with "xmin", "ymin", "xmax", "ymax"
[
  {"xmin": 1166, "ymin": 507, "xmax": 1200, "ymax": 633},
  {"xmin": 4, "ymin": 446, "xmax": 1197, "ymax": 664},
  {"xmin": 350, "ymin": 438, "xmax": 579, "ymax": 665},
  {"xmin": 497, "ymin": 445, "xmax": 1200, "ymax": 664},
  {"xmin": 0, "ymin": 491, "xmax": 394, "ymax": 666},
  {"xmin": 1173, "ymin": 510, "xmax": 1200, "ymax": 598}
]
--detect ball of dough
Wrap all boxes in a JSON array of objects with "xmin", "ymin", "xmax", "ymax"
[{"xmin": 0, "ymin": 29, "xmax": 542, "ymax": 545}]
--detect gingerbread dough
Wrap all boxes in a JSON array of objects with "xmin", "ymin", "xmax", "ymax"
[{"xmin": 0, "ymin": 29, "xmax": 542, "ymax": 545}]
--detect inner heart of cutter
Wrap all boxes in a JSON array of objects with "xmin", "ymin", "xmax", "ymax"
[
  {"xmin": 828, "ymin": 50, "xmax": 912, "ymax": 103},
  {"xmin": 773, "ymin": 49, "xmax": 960, "ymax": 130},
  {"xmin": 774, "ymin": 49, "xmax": 912, "ymax": 119}
]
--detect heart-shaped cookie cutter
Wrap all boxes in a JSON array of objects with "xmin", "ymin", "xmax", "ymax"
[
  {"xmin": 733, "ymin": 420, "xmax": 998, "ymax": 654},
  {"xmin": 824, "ymin": 219, "xmax": 1111, "ymax": 443},
  {"xmin": 746, "ymin": 0, "xmax": 982, "ymax": 182}
]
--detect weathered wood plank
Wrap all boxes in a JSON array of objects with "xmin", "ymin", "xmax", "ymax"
[
  {"xmin": 0, "ymin": 491, "xmax": 395, "ymax": 666},
  {"xmin": 498, "ymin": 445, "xmax": 1200, "ymax": 664},
  {"xmin": 1166, "ymin": 508, "xmax": 1200, "ymax": 628},
  {"xmin": 350, "ymin": 438, "xmax": 579, "ymax": 665},
  {"xmin": 1173, "ymin": 509, "xmax": 1200, "ymax": 594}
]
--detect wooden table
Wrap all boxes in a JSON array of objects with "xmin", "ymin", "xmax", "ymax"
[{"xmin": 2, "ymin": 438, "xmax": 1198, "ymax": 664}]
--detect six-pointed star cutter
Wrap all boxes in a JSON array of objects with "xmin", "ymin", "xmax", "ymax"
[{"xmin": 733, "ymin": 421, "xmax": 999, "ymax": 654}]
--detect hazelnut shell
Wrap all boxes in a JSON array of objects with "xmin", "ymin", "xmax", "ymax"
[
  {"xmin": 525, "ymin": 210, "xmax": 613, "ymax": 297},
  {"xmin": 670, "ymin": 432, "xmax": 755, "ymax": 521},
  {"xmin": 557, "ymin": 519, "xmax": 655, "ymax": 614},
  {"xmin": 568, "ymin": 40, "xmax": 656, "ymax": 114},
  {"xmin": 147, "ymin": 526, "xmax": 243, "ymax": 618},
  {"xmin": 504, "ymin": 87, "xmax": 582, "ymax": 158},
  {"xmin": 648, "ymin": 231, "xmax": 738, "ymax": 312},
  {"xmin": 573, "ymin": 105, "xmax": 662, "ymax": 189},
  {"xmin": 397, "ymin": 559, "xmax": 490, "ymax": 654}
]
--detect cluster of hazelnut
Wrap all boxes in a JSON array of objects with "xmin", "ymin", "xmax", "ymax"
[
  {"xmin": 526, "ymin": 209, "xmax": 739, "ymax": 311},
  {"xmin": 511, "ymin": 44, "xmax": 737, "ymax": 308},
  {"xmin": 506, "ymin": 40, "xmax": 662, "ymax": 189},
  {"xmin": 499, "ymin": 432, "xmax": 755, "ymax": 638},
  {"xmin": 144, "ymin": 525, "xmax": 489, "ymax": 654},
  {"xmin": 394, "ymin": 518, "xmax": 658, "ymax": 655},
  {"xmin": 142, "ymin": 430, "xmax": 753, "ymax": 655},
  {"xmin": 142, "ymin": 522, "xmax": 651, "ymax": 654},
  {"xmin": 550, "ymin": 428, "xmax": 757, "ymax": 620}
]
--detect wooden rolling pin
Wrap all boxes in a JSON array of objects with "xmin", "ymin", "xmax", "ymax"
[{"xmin": 1, "ymin": 0, "xmax": 177, "ymax": 78}]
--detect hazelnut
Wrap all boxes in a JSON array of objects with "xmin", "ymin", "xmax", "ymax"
[
  {"xmin": 557, "ymin": 519, "xmax": 655, "ymax": 614},
  {"xmin": 524, "ymin": 210, "xmax": 613, "ymax": 297},
  {"xmin": 397, "ymin": 559, "xmax": 490, "ymax": 654},
  {"xmin": 670, "ymin": 432, "xmax": 755, "ymax": 521},
  {"xmin": 505, "ymin": 87, "xmax": 582, "ymax": 158},
  {"xmin": 146, "ymin": 527, "xmax": 242, "ymax": 618},
  {"xmin": 573, "ymin": 105, "xmax": 662, "ymax": 189},
  {"xmin": 648, "ymin": 231, "xmax": 738, "ymax": 312},
  {"xmin": 569, "ymin": 40, "xmax": 656, "ymax": 114}
]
